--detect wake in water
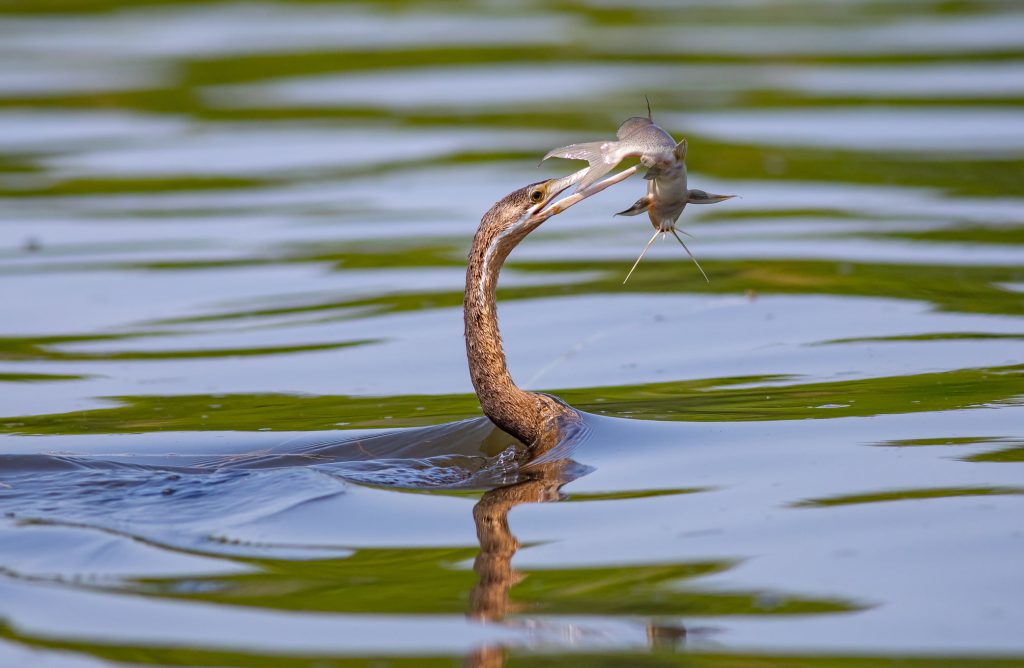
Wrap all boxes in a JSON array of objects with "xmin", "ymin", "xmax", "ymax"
[{"xmin": 0, "ymin": 416, "xmax": 592, "ymax": 553}]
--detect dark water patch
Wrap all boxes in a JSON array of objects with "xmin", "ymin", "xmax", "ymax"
[
  {"xmin": 873, "ymin": 435, "xmax": 1011, "ymax": 452},
  {"xmin": 29, "ymin": 338, "xmax": 378, "ymax": 362},
  {"xmin": 0, "ymin": 333, "xmax": 377, "ymax": 361},
  {"xmin": 873, "ymin": 435, "xmax": 1017, "ymax": 449},
  {"xmin": 0, "ymin": 372, "xmax": 86, "ymax": 382},
  {"xmin": 689, "ymin": 139, "xmax": 1024, "ymax": 198},
  {"xmin": 823, "ymin": 332, "xmax": 1024, "ymax": 345},
  {"xmin": 185, "ymin": 46, "xmax": 580, "ymax": 88},
  {"xmin": 0, "ymin": 392, "xmax": 482, "ymax": 434},
  {"xmin": 0, "ymin": 332, "xmax": 162, "ymax": 360},
  {"xmin": 0, "ymin": 175, "xmax": 266, "ymax": 199},
  {"xmin": 562, "ymin": 487, "xmax": 709, "ymax": 502},
  {"xmin": 964, "ymin": 443, "xmax": 1024, "ymax": 463},
  {"xmin": 791, "ymin": 485, "xmax": 1024, "ymax": 508}
]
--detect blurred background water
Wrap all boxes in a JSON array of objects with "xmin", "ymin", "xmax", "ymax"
[{"xmin": 1, "ymin": 0, "xmax": 1023, "ymax": 666}]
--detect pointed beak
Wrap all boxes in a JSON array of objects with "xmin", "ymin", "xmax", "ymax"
[
  {"xmin": 527, "ymin": 165, "xmax": 640, "ymax": 225},
  {"xmin": 527, "ymin": 168, "xmax": 587, "ymax": 218}
]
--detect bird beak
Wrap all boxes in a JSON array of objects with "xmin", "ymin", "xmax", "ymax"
[
  {"xmin": 527, "ymin": 165, "xmax": 640, "ymax": 225},
  {"xmin": 525, "ymin": 168, "xmax": 586, "ymax": 221}
]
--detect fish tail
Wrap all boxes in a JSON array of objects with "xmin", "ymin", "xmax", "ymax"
[{"xmin": 542, "ymin": 141, "xmax": 619, "ymax": 191}]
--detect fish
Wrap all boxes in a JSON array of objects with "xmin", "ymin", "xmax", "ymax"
[
  {"xmin": 615, "ymin": 137, "xmax": 734, "ymax": 284},
  {"xmin": 542, "ymin": 114, "xmax": 679, "ymax": 192},
  {"xmin": 543, "ymin": 108, "xmax": 735, "ymax": 283}
]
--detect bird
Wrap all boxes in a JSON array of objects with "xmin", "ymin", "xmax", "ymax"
[{"xmin": 462, "ymin": 167, "xmax": 635, "ymax": 453}]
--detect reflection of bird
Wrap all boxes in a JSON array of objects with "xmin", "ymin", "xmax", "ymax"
[
  {"xmin": 469, "ymin": 460, "xmax": 570, "ymax": 622},
  {"xmin": 464, "ymin": 170, "xmax": 631, "ymax": 450},
  {"xmin": 465, "ymin": 458, "xmax": 689, "ymax": 668},
  {"xmin": 464, "ymin": 460, "xmax": 574, "ymax": 668}
]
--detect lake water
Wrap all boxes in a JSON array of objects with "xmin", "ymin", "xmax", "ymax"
[{"xmin": 1, "ymin": 1, "xmax": 1023, "ymax": 666}]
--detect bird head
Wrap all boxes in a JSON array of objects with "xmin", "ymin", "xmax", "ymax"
[{"xmin": 517, "ymin": 170, "xmax": 588, "ymax": 227}]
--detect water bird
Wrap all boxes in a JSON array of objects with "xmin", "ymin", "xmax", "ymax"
[
  {"xmin": 544, "ymin": 111, "xmax": 735, "ymax": 283},
  {"xmin": 464, "ymin": 166, "xmax": 635, "ymax": 453}
]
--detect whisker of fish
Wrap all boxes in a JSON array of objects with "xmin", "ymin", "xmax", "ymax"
[
  {"xmin": 670, "ymin": 227, "xmax": 709, "ymax": 283},
  {"xmin": 623, "ymin": 229, "xmax": 661, "ymax": 284}
]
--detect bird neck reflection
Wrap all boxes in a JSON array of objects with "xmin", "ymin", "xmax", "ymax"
[
  {"xmin": 463, "ymin": 436, "xmax": 688, "ymax": 667},
  {"xmin": 469, "ymin": 459, "xmax": 569, "ymax": 624},
  {"xmin": 465, "ymin": 459, "xmax": 569, "ymax": 668}
]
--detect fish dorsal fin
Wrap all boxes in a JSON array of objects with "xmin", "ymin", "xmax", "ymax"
[
  {"xmin": 616, "ymin": 116, "xmax": 655, "ymax": 140},
  {"xmin": 674, "ymin": 138, "xmax": 688, "ymax": 161}
]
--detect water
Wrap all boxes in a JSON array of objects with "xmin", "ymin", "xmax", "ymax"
[{"xmin": 1, "ymin": 0, "xmax": 1023, "ymax": 665}]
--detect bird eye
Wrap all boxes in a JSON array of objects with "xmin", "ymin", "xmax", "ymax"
[{"xmin": 530, "ymin": 188, "xmax": 545, "ymax": 203}]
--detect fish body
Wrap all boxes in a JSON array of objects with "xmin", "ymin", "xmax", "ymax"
[
  {"xmin": 617, "ymin": 138, "xmax": 690, "ymax": 232},
  {"xmin": 543, "ymin": 116, "xmax": 678, "ymax": 192}
]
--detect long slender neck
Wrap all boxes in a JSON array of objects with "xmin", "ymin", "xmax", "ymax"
[{"xmin": 464, "ymin": 205, "xmax": 568, "ymax": 447}]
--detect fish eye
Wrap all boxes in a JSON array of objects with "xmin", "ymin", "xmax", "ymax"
[{"xmin": 530, "ymin": 188, "xmax": 545, "ymax": 203}]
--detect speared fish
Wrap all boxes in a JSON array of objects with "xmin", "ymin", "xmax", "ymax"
[{"xmin": 543, "ymin": 105, "xmax": 735, "ymax": 283}]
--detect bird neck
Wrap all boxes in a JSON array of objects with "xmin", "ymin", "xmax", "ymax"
[{"xmin": 464, "ymin": 208, "xmax": 567, "ymax": 448}]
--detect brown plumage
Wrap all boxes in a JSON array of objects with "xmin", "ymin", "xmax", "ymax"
[
  {"xmin": 462, "ymin": 164, "xmax": 640, "ymax": 450},
  {"xmin": 463, "ymin": 181, "xmax": 578, "ymax": 449}
]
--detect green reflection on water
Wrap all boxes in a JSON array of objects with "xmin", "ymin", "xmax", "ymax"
[
  {"xmin": 95, "ymin": 548, "xmax": 851, "ymax": 617},
  {"xmin": 791, "ymin": 485, "xmax": 1024, "ymax": 508},
  {"xmin": 3, "ymin": 623, "xmax": 1024, "ymax": 668},
  {"xmin": 872, "ymin": 436, "xmax": 1024, "ymax": 463},
  {"xmin": 0, "ymin": 334, "xmax": 378, "ymax": 361},
  {"xmin": 0, "ymin": 372, "xmax": 86, "ymax": 382},
  {"xmin": 564, "ymin": 487, "xmax": 708, "ymax": 502},
  {"xmin": 78, "ymin": 256, "xmax": 1015, "ymax": 333},
  {"xmin": 3, "ymin": 364, "xmax": 1020, "ymax": 434},
  {"xmin": 965, "ymin": 444, "xmax": 1024, "ymax": 463}
]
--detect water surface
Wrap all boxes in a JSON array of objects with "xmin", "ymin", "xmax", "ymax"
[{"xmin": 1, "ymin": 0, "xmax": 1023, "ymax": 666}]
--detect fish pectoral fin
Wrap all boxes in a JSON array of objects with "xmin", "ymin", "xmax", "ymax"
[
  {"xmin": 674, "ymin": 138, "xmax": 688, "ymax": 161},
  {"xmin": 615, "ymin": 196, "xmax": 652, "ymax": 217},
  {"xmin": 686, "ymin": 189, "xmax": 735, "ymax": 204}
]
